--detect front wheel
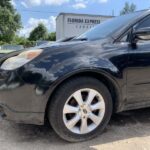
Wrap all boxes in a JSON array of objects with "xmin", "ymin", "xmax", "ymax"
[{"xmin": 48, "ymin": 77, "xmax": 113, "ymax": 142}]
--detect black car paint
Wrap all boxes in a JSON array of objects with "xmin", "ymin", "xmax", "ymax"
[{"xmin": 0, "ymin": 10, "xmax": 150, "ymax": 125}]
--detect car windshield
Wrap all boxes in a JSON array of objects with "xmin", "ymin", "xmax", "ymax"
[{"xmin": 75, "ymin": 11, "xmax": 145, "ymax": 41}]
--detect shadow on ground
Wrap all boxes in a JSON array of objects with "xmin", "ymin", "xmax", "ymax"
[{"xmin": 1, "ymin": 108, "xmax": 150, "ymax": 150}]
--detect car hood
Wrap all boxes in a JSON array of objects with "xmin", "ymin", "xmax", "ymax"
[
  {"xmin": 38, "ymin": 38, "xmax": 111, "ymax": 56},
  {"xmin": 14, "ymin": 38, "xmax": 120, "ymax": 86}
]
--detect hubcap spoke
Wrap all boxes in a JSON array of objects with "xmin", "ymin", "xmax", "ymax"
[
  {"xmin": 66, "ymin": 115, "xmax": 80, "ymax": 129},
  {"xmin": 63, "ymin": 88, "xmax": 106, "ymax": 134},
  {"xmin": 89, "ymin": 113, "xmax": 100, "ymax": 125},
  {"xmin": 80, "ymin": 117, "xmax": 88, "ymax": 134},
  {"xmin": 73, "ymin": 91, "xmax": 83, "ymax": 106},
  {"xmin": 86, "ymin": 90, "xmax": 97, "ymax": 105},
  {"xmin": 90, "ymin": 102, "xmax": 104, "ymax": 111},
  {"xmin": 63, "ymin": 104, "xmax": 79, "ymax": 114}
]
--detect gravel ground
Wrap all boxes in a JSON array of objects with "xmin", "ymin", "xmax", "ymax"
[{"xmin": 0, "ymin": 108, "xmax": 150, "ymax": 150}]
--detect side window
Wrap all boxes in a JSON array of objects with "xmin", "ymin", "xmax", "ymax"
[
  {"xmin": 136, "ymin": 16, "xmax": 150, "ymax": 29},
  {"xmin": 135, "ymin": 16, "xmax": 150, "ymax": 43},
  {"xmin": 120, "ymin": 31, "xmax": 131, "ymax": 42},
  {"xmin": 120, "ymin": 16, "xmax": 150, "ymax": 43},
  {"xmin": 120, "ymin": 35, "xmax": 127, "ymax": 42}
]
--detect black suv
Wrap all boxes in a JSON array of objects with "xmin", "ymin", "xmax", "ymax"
[{"xmin": 0, "ymin": 10, "xmax": 150, "ymax": 142}]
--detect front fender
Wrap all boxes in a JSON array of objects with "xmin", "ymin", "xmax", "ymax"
[{"xmin": 19, "ymin": 55, "xmax": 121, "ymax": 87}]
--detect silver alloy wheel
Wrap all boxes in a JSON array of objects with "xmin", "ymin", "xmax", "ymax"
[{"xmin": 63, "ymin": 88, "xmax": 106, "ymax": 134}]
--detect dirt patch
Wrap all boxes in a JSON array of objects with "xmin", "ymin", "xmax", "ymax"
[{"xmin": 0, "ymin": 108, "xmax": 150, "ymax": 150}]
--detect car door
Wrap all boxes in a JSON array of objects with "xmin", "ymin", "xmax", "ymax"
[{"xmin": 127, "ymin": 15, "xmax": 150, "ymax": 109}]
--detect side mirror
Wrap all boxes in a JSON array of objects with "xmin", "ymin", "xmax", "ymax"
[
  {"xmin": 133, "ymin": 27, "xmax": 150, "ymax": 41},
  {"xmin": 130, "ymin": 27, "xmax": 150, "ymax": 49}
]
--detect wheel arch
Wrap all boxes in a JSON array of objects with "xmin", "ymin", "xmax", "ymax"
[{"xmin": 44, "ymin": 70, "xmax": 122, "ymax": 123}]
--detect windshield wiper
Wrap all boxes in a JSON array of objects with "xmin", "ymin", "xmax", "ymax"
[{"xmin": 72, "ymin": 38, "xmax": 88, "ymax": 41}]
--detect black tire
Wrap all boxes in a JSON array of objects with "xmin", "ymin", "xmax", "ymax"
[{"xmin": 48, "ymin": 77, "xmax": 113, "ymax": 142}]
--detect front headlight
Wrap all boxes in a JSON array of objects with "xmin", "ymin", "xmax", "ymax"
[{"xmin": 1, "ymin": 49, "xmax": 43, "ymax": 70}]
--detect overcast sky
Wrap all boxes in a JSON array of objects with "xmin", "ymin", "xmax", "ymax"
[{"xmin": 11, "ymin": 0, "xmax": 150, "ymax": 37}]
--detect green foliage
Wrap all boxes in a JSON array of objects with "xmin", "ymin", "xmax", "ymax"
[
  {"xmin": 12, "ymin": 36, "xmax": 35, "ymax": 48},
  {"xmin": 48, "ymin": 32, "xmax": 56, "ymax": 41},
  {"xmin": 0, "ymin": 1, "xmax": 56, "ymax": 47},
  {"xmin": 0, "ymin": 41, "xmax": 8, "ymax": 45},
  {"xmin": 24, "ymin": 40, "xmax": 36, "ymax": 48},
  {"xmin": 120, "ymin": 2, "xmax": 136, "ymax": 15},
  {"xmin": 0, "ymin": 0, "xmax": 21, "ymax": 42},
  {"xmin": 29, "ymin": 23, "xmax": 48, "ymax": 41},
  {"xmin": 13, "ymin": 36, "xmax": 26, "ymax": 45},
  {"xmin": 0, "ymin": 0, "xmax": 15, "ymax": 13}
]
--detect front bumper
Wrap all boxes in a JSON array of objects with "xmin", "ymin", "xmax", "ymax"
[
  {"xmin": 0, "ymin": 69, "xmax": 50, "ymax": 125},
  {"xmin": 0, "ymin": 103, "xmax": 44, "ymax": 125}
]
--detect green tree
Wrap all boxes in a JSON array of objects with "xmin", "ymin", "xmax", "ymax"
[
  {"xmin": 0, "ymin": 0, "xmax": 21, "ymax": 42},
  {"xmin": 12, "ymin": 35, "xmax": 35, "ymax": 48},
  {"xmin": 13, "ymin": 35, "xmax": 27, "ymax": 45},
  {"xmin": 29, "ymin": 23, "xmax": 48, "ymax": 41},
  {"xmin": 0, "ymin": 0, "xmax": 15, "ymax": 12},
  {"xmin": 120, "ymin": 2, "xmax": 136, "ymax": 15},
  {"xmin": 48, "ymin": 32, "xmax": 56, "ymax": 41}
]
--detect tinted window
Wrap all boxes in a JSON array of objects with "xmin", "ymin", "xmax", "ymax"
[
  {"xmin": 134, "ymin": 15, "xmax": 150, "ymax": 43},
  {"xmin": 75, "ymin": 11, "xmax": 145, "ymax": 41},
  {"xmin": 137, "ymin": 15, "xmax": 150, "ymax": 29}
]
